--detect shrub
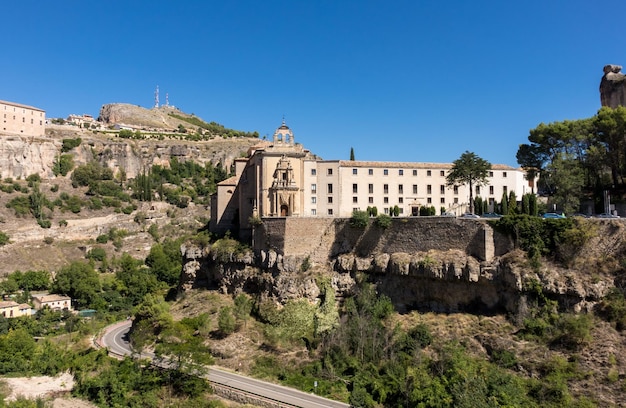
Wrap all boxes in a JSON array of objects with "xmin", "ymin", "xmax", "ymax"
[
  {"xmin": 374, "ymin": 214, "xmax": 392, "ymax": 229},
  {"xmin": 61, "ymin": 137, "xmax": 82, "ymax": 152},
  {"xmin": 0, "ymin": 232, "xmax": 9, "ymax": 245},
  {"xmin": 86, "ymin": 247, "xmax": 107, "ymax": 262},
  {"xmin": 58, "ymin": 219, "xmax": 68, "ymax": 227},
  {"xmin": 43, "ymin": 236, "xmax": 54, "ymax": 244},
  {"xmin": 50, "ymin": 184, "xmax": 59, "ymax": 193},
  {"xmin": 96, "ymin": 234, "xmax": 109, "ymax": 244},
  {"xmin": 37, "ymin": 219, "xmax": 51, "ymax": 229},
  {"xmin": 350, "ymin": 210, "xmax": 369, "ymax": 228}
]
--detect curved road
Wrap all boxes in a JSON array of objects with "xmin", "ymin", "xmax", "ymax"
[{"xmin": 100, "ymin": 321, "xmax": 349, "ymax": 408}]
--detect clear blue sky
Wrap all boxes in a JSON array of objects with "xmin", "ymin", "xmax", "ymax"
[{"xmin": 3, "ymin": 1, "xmax": 625, "ymax": 166}]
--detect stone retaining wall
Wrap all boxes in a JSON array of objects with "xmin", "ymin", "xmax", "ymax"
[{"xmin": 256, "ymin": 217, "xmax": 512, "ymax": 262}]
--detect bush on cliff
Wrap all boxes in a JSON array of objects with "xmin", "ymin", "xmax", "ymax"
[{"xmin": 350, "ymin": 210, "xmax": 369, "ymax": 228}]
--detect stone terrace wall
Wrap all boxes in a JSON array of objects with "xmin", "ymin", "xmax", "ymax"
[{"xmin": 256, "ymin": 217, "xmax": 512, "ymax": 263}]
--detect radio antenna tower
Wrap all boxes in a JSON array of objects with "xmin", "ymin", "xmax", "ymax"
[{"xmin": 154, "ymin": 85, "xmax": 159, "ymax": 108}]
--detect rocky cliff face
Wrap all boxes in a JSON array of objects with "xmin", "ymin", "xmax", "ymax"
[
  {"xmin": 0, "ymin": 125, "xmax": 258, "ymax": 180},
  {"xmin": 180, "ymin": 220, "xmax": 624, "ymax": 317},
  {"xmin": 98, "ymin": 104, "xmax": 195, "ymax": 130}
]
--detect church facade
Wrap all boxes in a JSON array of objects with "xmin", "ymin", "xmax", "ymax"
[{"xmin": 210, "ymin": 121, "xmax": 533, "ymax": 240}]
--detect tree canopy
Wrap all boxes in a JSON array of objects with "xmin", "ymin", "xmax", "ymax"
[
  {"xmin": 446, "ymin": 151, "xmax": 491, "ymax": 214},
  {"xmin": 516, "ymin": 106, "xmax": 626, "ymax": 213}
]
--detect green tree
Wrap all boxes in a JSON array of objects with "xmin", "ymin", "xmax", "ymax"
[
  {"xmin": 501, "ymin": 191, "xmax": 509, "ymax": 215},
  {"xmin": 52, "ymin": 261, "xmax": 102, "ymax": 309},
  {"xmin": 446, "ymin": 151, "xmax": 491, "ymax": 214},
  {"xmin": 218, "ymin": 306, "xmax": 236, "ymax": 336},
  {"xmin": 145, "ymin": 239, "xmax": 183, "ymax": 286},
  {"xmin": 350, "ymin": 147, "xmax": 355, "ymax": 161}
]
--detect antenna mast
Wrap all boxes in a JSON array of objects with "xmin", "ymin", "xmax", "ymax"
[{"xmin": 154, "ymin": 85, "xmax": 159, "ymax": 108}]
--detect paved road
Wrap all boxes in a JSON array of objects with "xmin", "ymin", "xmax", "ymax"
[{"xmin": 100, "ymin": 321, "xmax": 350, "ymax": 408}]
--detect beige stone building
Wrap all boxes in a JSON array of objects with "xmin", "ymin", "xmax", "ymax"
[
  {"xmin": 32, "ymin": 294, "xmax": 72, "ymax": 311},
  {"xmin": 210, "ymin": 121, "xmax": 534, "ymax": 240},
  {"xmin": 0, "ymin": 301, "xmax": 31, "ymax": 318},
  {"xmin": 0, "ymin": 100, "xmax": 45, "ymax": 136}
]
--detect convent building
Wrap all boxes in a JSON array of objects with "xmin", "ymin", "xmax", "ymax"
[{"xmin": 210, "ymin": 121, "xmax": 533, "ymax": 240}]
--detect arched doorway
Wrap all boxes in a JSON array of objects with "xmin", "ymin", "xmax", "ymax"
[{"xmin": 280, "ymin": 204, "xmax": 289, "ymax": 216}]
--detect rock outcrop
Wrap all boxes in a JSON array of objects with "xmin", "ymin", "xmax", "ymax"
[
  {"xmin": 180, "ymin": 218, "xmax": 626, "ymax": 318},
  {"xmin": 0, "ymin": 125, "xmax": 259, "ymax": 180},
  {"xmin": 600, "ymin": 64, "xmax": 626, "ymax": 108},
  {"xmin": 98, "ymin": 104, "xmax": 194, "ymax": 130}
]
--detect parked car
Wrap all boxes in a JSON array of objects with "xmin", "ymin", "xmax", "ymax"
[
  {"xmin": 441, "ymin": 212, "xmax": 456, "ymax": 217},
  {"xmin": 595, "ymin": 213, "xmax": 620, "ymax": 218},
  {"xmin": 542, "ymin": 212, "xmax": 566, "ymax": 219},
  {"xmin": 571, "ymin": 213, "xmax": 590, "ymax": 218},
  {"xmin": 481, "ymin": 212, "xmax": 502, "ymax": 218},
  {"xmin": 460, "ymin": 213, "xmax": 480, "ymax": 219}
]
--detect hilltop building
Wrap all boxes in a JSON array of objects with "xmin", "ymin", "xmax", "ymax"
[
  {"xmin": 210, "ymin": 121, "xmax": 533, "ymax": 240},
  {"xmin": 0, "ymin": 100, "xmax": 45, "ymax": 136}
]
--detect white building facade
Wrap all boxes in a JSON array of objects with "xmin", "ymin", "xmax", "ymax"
[{"xmin": 210, "ymin": 121, "xmax": 534, "ymax": 239}]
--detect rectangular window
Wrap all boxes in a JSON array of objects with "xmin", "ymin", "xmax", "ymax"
[
  {"xmin": 384, "ymin": 184, "xmax": 389, "ymax": 194},
  {"xmin": 399, "ymin": 208, "xmax": 404, "ymax": 214},
  {"xmin": 384, "ymin": 208, "xmax": 389, "ymax": 214},
  {"xmin": 413, "ymin": 170, "xmax": 417, "ymax": 176},
  {"xmin": 440, "ymin": 170, "xmax": 445, "ymax": 176},
  {"xmin": 353, "ymin": 168, "xmax": 358, "ymax": 175},
  {"xmin": 440, "ymin": 185, "xmax": 445, "ymax": 194},
  {"xmin": 368, "ymin": 184, "xmax": 374, "ymax": 194},
  {"xmin": 368, "ymin": 197, "xmax": 374, "ymax": 203},
  {"xmin": 383, "ymin": 169, "xmax": 389, "ymax": 176},
  {"xmin": 311, "ymin": 184, "xmax": 317, "ymax": 193},
  {"xmin": 427, "ymin": 197, "xmax": 432, "ymax": 204},
  {"xmin": 441, "ymin": 197, "xmax": 445, "ymax": 204},
  {"xmin": 353, "ymin": 183, "xmax": 358, "ymax": 193},
  {"xmin": 328, "ymin": 196, "xmax": 333, "ymax": 203},
  {"xmin": 328, "ymin": 209, "xmax": 333, "ymax": 215},
  {"xmin": 311, "ymin": 209, "xmax": 316, "ymax": 215},
  {"xmin": 427, "ymin": 185, "xmax": 432, "ymax": 194},
  {"xmin": 368, "ymin": 169, "xmax": 373, "ymax": 175},
  {"xmin": 384, "ymin": 197, "xmax": 389, "ymax": 203},
  {"xmin": 413, "ymin": 185, "xmax": 418, "ymax": 194},
  {"xmin": 399, "ymin": 169, "xmax": 404, "ymax": 176},
  {"xmin": 353, "ymin": 196, "xmax": 358, "ymax": 203},
  {"xmin": 489, "ymin": 171, "xmax": 494, "ymax": 177},
  {"xmin": 503, "ymin": 172, "xmax": 507, "ymax": 178},
  {"xmin": 327, "ymin": 184, "xmax": 333, "ymax": 194},
  {"xmin": 311, "ymin": 197, "xmax": 317, "ymax": 204},
  {"xmin": 311, "ymin": 169, "xmax": 316, "ymax": 175},
  {"xmin": 327, "ymin": 168, "xmax": 333, "ymax": 175},
  {"xmin": 489, "ymin": 186, "xmax": 494, "ymax": 195},
  {"xmin": 453, "ymin": 186, "xmax": 459, "ymax": 194},
  {"xmin": 503, "ymin": 186, "xmax": 508, "ymax": 194},
  {"xmin": 427, "ymin": 170, "xmax": 432, "ymax": 176},
  {"xmin": 399, "ymin": 197, "xmax": 404, "ymax": 203},
  {"xmin": 476, "ymin": 186, "xmax": 480, "ymax": 195},
  {"xmin": 398, "ymin": 184, "xmax": 403, "ymax": 194},
  {"xmin": 454, "ymin": 197, "xmax": 459, "ymax": 204}
]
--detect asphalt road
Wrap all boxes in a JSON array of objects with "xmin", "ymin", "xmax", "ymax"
[{"xmin": 100, "ymin": 321, "xmax": 350, "ymax": 408}]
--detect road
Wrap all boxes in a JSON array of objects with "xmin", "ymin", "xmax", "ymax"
[{"xmin": 100, "ymin": 321, "xmax": 350, "ymax": 408}]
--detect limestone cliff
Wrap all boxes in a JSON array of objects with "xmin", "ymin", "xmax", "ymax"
[
  {"xmin": 179, "ymin": 218, "xmax": 623, "ymax": 318},
  {"xmin": 0, "ymin": 125, "xmax": 258, "ymax": 180}
]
